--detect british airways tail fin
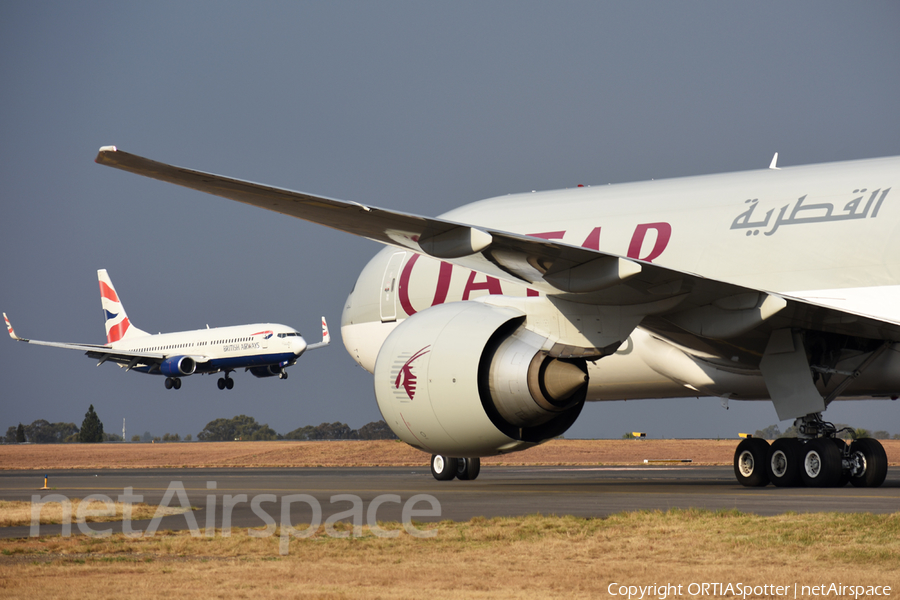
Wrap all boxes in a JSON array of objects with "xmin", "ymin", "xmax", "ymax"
[{"xmin": 98, "ymin": 269, "xmax": 149, "ymax": 343}]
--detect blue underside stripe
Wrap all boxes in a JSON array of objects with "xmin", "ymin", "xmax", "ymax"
[{"xmin": 134, "ymin": 352, "xmax": 296, "ymax": 375}]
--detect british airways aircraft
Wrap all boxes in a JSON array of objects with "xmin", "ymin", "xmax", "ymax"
[
  {"xmin": 5, "ymin": 269, "xmax": 329, "ymax": 390},
  {"xmin": 94, "ymin": 147, "xmax": 899, "ymax": 488}
]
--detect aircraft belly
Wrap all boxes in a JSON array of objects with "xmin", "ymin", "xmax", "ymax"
[{"xmin": 204, "ymin": 353, "xmax": 296, "ymax": 372}]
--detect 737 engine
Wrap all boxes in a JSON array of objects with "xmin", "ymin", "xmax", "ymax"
[{"xmin": 373, "ymin": 300, "xmax": 588, "ymax": 456}]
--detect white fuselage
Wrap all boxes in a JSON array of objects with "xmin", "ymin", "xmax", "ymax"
[
  {"xmin": 115, "ymin": 323, "xmax": 307, "ymax": 374},
  {"xmin": 341, "ymin": 156, "xmax": 900, "ymax": 402}
]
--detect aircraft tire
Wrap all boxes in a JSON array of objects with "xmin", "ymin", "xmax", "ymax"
[
  {"xmin": 456, "ymin": 457, "xmax": 481, "ymax": 481},
  {"xmin": 848, "ymin": 438, "xmax": 888, "ymax": 488},
  {"xmin": 225, "ymin": 377, "xmax": 234, "ymax": 390},
  {"xmin": 165, "ymin": 377, "xmax": 174, "ymax": 390},
  {"xmin": 431, "ymin": 455, "xmax": 458, "ymax": 481},
  {"xmin": 800, "ymin": 438, "xmax": 842, "ymax": 487},
  {"xmin": 217, "ymin": 378, "xmax": 226, "ymax": 390},
  {"xmin": 766, "ymin": 438, "xmax": 801, "ymax": 487},
  {"xmin": 734, "ymin": 438, "xmax": 770, "ymax": 487},
  {"xmin": 173, "ymin": 378, "xmax": 182, "ymax": 390}
]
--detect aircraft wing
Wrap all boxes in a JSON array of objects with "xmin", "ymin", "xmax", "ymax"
[
  {"xmin": 94, "ymin": 147, "xmax": 900, "ymax": 349},
  {"xmin": 5, "ymin": 312, "xmax": 202, "ymax": 370}
]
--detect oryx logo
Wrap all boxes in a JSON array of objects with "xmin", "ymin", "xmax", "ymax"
[{"xmin": 394, "ymin": 346, "xmax": 430, "ymax": 401}]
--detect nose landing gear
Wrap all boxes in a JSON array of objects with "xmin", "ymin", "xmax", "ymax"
[{"xmin": 430, "ymin": 455, "xmax": 481, "ymax": 481}]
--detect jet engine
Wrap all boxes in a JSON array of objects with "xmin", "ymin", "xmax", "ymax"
[
  {"xmin": 249, "ymin": 365, "xmax": 284, "ymax": 378},
  {"xmin": 159, "ymin": 356, "xmax": 196, "ymax": 377},
  {"xmin": 373, "ymin": 300, "xmax": 588, "ymax": 456}
]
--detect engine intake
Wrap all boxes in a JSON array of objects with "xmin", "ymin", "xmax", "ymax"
[{"xmin": 160, "ymin": 355, "xmax": 196, "ymax": 377}]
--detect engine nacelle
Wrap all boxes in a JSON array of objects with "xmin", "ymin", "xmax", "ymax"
[
  {"xmin": 160, "ymin": 355, "xmax": 196, "ymax": 377},
  {"xmin": 249, "ymin": 365, "xmax": 284, "ymax": 378},
  {"xmin": 374, "ymin": 301, "xmax": 587, "ymax": 457}
]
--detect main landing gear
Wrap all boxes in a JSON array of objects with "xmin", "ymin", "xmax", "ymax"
[
  {"xmin": 430, "ymin": 455, "xmax": 481, "ymax": 481},
  {"xmin": 734, "ymin": 414, "xmax": 888, "ymax": 488},
  {"xmin": 217, "ymin": 373, "xmax": 235, "ymax": 390},
  {"xmin": 164, "ymin": 377, "xmax": 182, "ymax": 390}
]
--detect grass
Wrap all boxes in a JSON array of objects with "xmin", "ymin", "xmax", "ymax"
[
  {"xmin": 1, "ymin": 510, "xmax": 899, "ymax": 599},
  {"xmin": 0, "ymin": 499, "xmax": 190, "ymax": 528}
]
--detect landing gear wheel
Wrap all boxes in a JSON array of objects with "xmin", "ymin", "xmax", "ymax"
[
  {"xmin": 217, "ymin": 378, "xmax": 226, "ymax": 390},
  {"xmin": 165, "ymin": 377, "xmax": 174, "ymax": 390},
  {"xmin": 225, "ymin": 377, "xmax": 234, "ymax": 390},
  {"xmin": 767, "ymin": 438, "xmax": 801, "ymax": 487},
  {"xmin": 734, "ymin": 438, "xmax": 770, "ymax": 487},
  {"xmin": 456, "ymin": 457, "xmax": 481, "ymax": 481},
  {"xmin": 280, "ymin": 371, "xmax": 288, "ymax": 380},
  {"xmin": 430, "ymin": 455, "xmax": 459, "ymax": 481},
  {"xmin": 848, "ymin": 438, "xmax": 888, "ymax": 488},
  {"xmin": 800, "ymin": 438, "xmax": 842, "ymax": 487},
  {"xmin": 172, "ymin": 378, "xmax": 182, "ymax": 390}
]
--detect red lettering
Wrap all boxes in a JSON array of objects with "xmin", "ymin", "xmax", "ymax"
[
  {"xmin": 462, "ymin": 271, "xmax": 503, "ymax": 300},
  {"xmin": 528, "ymin": 231, "xmax": 566, "ymax": 240},
  {"xmin": 627, "ymin": 222, "xmax": 671, "ymax": 262},
  {"xmin": 398, "ymin": 254, "xmax": 454, "ymax": 316},
  {"xmin": 581, "ymin": 227, "xmax": 601, "ymax": 250}
]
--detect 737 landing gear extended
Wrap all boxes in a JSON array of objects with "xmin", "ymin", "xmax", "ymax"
[
  {"xmin": 216, "ymin": 373, "xmax": 235, "ymax": 390},
  {"xmin": 430, "ymin": 455, "xmax": 481, "ymax": 481},
  {"xmin": 734, "ymin": 414, "xmax": 888, "ymax": 488},
  {"xmin": 164, "ymin": 377, "xmax": 181, "ymax": 390}
]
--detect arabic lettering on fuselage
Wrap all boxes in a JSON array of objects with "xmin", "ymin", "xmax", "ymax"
[{"xmin": 731, "ymin": 188, "xmax": 890, "ymax": 237}]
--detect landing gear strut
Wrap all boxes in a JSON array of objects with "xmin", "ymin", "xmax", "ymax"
[
  {"xmin": 734, "ymin": 413, "xmax": 887, "ymax": 488},
  {"xmin": 430, "ymin": 455, "xmax": 481, "ymax": 481}
]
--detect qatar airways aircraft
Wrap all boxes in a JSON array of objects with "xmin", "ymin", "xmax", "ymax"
[
  {"xmin": 5, "ymin": 269, "xmax": 329, "ymax": 390},
  {"xmin": 94, "ymin": 146, "xmax": 899, "ymax": 488}
]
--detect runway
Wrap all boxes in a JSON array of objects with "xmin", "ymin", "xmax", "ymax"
[{"xmin": 2, "ymin": 465, "xmax": 898, "ymax": 538}]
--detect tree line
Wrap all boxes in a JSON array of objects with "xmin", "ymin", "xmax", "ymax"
[
  {"xmin": 753, "ymin": 423, "xmax": 899, "ymax": 440},
  {"xmin": 4, "ymin": 407, "xmax": 397, "ymax": 443}
]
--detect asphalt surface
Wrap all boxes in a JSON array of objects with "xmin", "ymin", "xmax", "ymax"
[{"xmin": 2, "ymin": 466, "xmax": 898, "ymax": 538}]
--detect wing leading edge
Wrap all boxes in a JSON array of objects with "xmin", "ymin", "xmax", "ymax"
[{"xmin": 94, "ymin": 146, "xmax": 900, "ymax": 348}]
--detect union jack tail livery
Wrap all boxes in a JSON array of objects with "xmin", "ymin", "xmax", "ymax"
[{"xmin": 98, "ymin": 269, "xmax": 148, "ymax": 344}]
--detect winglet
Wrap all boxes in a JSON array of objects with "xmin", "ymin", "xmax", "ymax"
[
  {"xmin": 4, "ymin": 313, "xmax": 24, "ymax": 341},
  {"xmin": 321, "ymin": 317, "xmax": 330, "ymax": 345},
  {"xmin": 306, "ymin": 317, "xmax": 331, "ymax": 350},
  {"xmin": 769, "ymin": 152, "xmax": 780, "ymax": 170}
]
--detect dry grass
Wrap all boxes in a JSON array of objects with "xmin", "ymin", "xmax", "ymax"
[
  {"xmin": 0, "ymin": 500, "xmax": 189, "ymax": 528},
  {"xmin": 3, "ymin": 439, "xmax": 900, "ymax": 470},
  {"xmin": 1, "ymin": 511, "xmax": 898, "ymax": 599}
]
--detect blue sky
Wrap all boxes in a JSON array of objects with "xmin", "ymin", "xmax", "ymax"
[{"xmin": 2, "ymin": 2, "xmax": 900, "ymax": 440}]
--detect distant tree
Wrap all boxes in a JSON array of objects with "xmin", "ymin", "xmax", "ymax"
[
  {"xmin": 78, "ymin": 405, "xmax": 104, "ymax": 443},
  {"xmin": 141, "ymin": 431, "xmax": 153, "ymax": 442},
  {"xmin": 184, "ymin": 434, "xmax": 192, "ymax": 441},
  {"xmin": 16, "ymin": 423, "xmax": 25, "ymax": 443},
  {"xmin": 131, "ymin": 434, "xmax": 141, "ymax": 442},
  {"xmin": 357, "ymin": 420, "xmax": 398, "ymax": 440},
  {"xmin": 162, "ymin": 433, "xmax": 181, "ymax": 442},
  {"xmin": 104, "ymin": 433, "xmax": 122, "ymax": 442},
  {"xmin": 622, "ymin": 432, "xmax": 635, "ymax": 439},
  {"xmin": 779, "ymin": 425, "xmax": 799, "ymax": 438},
  {"xmin": 3, "ymin": 426, "xmax": 15, "ymax": 443},
  {"xmin": 894, "ymin": 433, "xmax": 900, "ymax": 440},
  {"xmin": 753, "ymin": 425, "xmax": 781, "ymax": 440},
  {"xmin": 872, "ymin": 430, "xmax": 891, "ymax": 440},
  {"xmin": 197, "ymin": 415, "xmax": 277, "ymax": 441},
  {"xmin": 851, "ymin": 428, "xmax": 871, "ymax": 440}
]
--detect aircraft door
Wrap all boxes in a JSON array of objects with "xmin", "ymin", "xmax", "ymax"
[{"xmin": 380, "ymin": 252, "xmax": 407, "ymax": 322}]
